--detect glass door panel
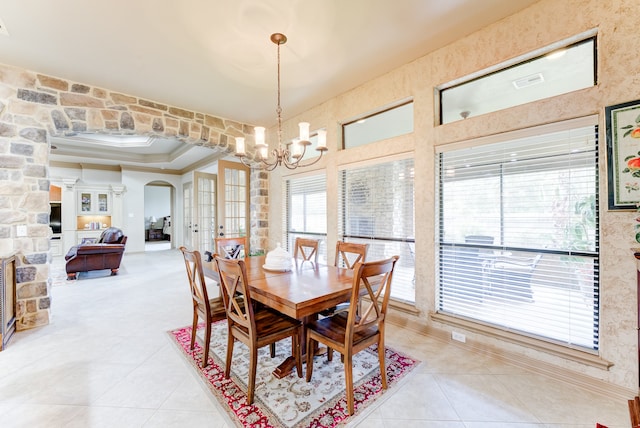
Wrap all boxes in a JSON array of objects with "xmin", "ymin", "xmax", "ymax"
[
  {"xmin": 97, "ymin": 193, "xmax": 108, "ymax": 213},
  {"xmin": 217, "ymin": 160, "xmax": 249, "ymax": 252},
  {"xmin": 183, "ymin": 181, "xmax": 193, "ymax": 249},
  {"xmin": 195, "ymin": 172, "xmax": 217, "ymax": 255},
  {"xmin": 80, "ymin": 192, "xmax": 91, "ymax": 212}
]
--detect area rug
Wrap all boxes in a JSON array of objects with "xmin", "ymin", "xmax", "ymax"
[{"xmin": 168, "ymin": 320, "xmax": 419, "ymax": 428}]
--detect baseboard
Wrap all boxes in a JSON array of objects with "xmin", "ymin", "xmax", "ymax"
[{"xmin": 387, "ymin": 311, "xmax": 637, "ymax": 401}]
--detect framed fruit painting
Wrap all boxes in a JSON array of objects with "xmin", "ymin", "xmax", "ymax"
[{"xmin": 606, "ymin": 99, "xmax": 640, "ymax": 210}]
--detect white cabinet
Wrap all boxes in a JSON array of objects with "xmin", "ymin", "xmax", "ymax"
[
  {"xmin": 78, "ymin": 191, "xmax": 110, "ymax": 214},
  {"xmin": 50, "ymin": 238, "xmax": 62, "ymax": 257}
]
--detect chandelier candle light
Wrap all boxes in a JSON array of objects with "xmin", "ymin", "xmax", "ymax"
[{"xmin": 235, "ymin": 33, "xmax": 327, "ymax": 171}]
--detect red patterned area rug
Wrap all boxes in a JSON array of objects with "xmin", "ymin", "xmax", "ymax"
[{"xmin": 168, "ymin": 320, "xmax": 420, "ymax": 428}]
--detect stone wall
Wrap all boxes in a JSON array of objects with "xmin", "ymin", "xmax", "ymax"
[{"xmin": 0, "ymin": 63, "xmax": 269, "ymax": 329}]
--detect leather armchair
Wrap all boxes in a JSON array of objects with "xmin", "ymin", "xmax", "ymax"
[{"xmin": 65, "ymin": 227, "xmax": 127, "ymax": 280}]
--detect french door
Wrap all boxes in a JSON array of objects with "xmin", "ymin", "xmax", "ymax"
[
  {"xmin": 217, "ymin": 160, "xmax": 250, "ymax": 253},
  {"xmin": 193, "ymin": 171, "xmax": 217, "ymax": 255}
]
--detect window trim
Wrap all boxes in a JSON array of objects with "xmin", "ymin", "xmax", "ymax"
[
  {"xmin": 435, "ymin": 115, "xmax": 598, "ymax": 154},
  {"xmin": 430, "ymin": 312, "xmax": 612, "ymax": 370}
]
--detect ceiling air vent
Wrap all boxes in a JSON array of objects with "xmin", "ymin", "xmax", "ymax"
[
  {"xmin": 512, "ymin": 73, "xmax": 544, "ymax": 89},
  {"xmin": 0, "ymin": 16, "xmax": 8, "ymax": 36}
]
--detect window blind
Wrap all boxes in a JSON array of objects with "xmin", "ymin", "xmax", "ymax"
[
  {"xmin": 283, "ymin": 173, "xmax": 327, "ymax": 263},
  {"xmin": 338, "ymin": 157, "xmax": 415, "ymax": 303},
  {"xmin": 438, "ymin": 121, "xmax": 599, "ymax": 350}
]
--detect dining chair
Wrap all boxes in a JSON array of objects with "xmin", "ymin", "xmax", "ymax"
[
  {"xmin": 293, "ymin": 237, "xmax": 320, "ymax": 265},
  {"xmin": 217, "ymin": 236, "xmax": 277, "ymax": 353},
  {"xmin": 335, "ymin": 241, "xmax": 368, "ymax": 269},
  {"xmin": 179, "ymin": 246, "xmax": 227, "ymax": 368},
  {"xmin": 214, "ymin": 255, "xmax": 303, "ymax": 405},
  {"xmin": 321, "ymin": 241, "xmax": 370, "ymax": 320},
  {"xmin": 305, "ymin": 255, "xmax": 399, "ymax": 416},
  {"xmin": 629, "ymin": 396, "xmax": 640, "ymax": 427},
  {"xmin": 215, "ymin": 236, "xmax": 247, "ymax": 259}
]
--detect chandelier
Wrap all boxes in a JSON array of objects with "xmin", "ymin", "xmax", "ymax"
[{"xmin": 235, "ymin": 33, "xmax": 327, "ymax": 171}]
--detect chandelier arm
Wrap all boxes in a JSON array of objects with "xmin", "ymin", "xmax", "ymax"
[
  {"xmin": 262, "ymin": 161, "xmax": 279, "ymax": 172},
  {"xmin": 283, "ymin": 158, "xmax": 302, "ymax": 169},
  {"xmin": 256, "ymin": 148, "xmax": 281, "ymax": 170},
  {"xmin": 293, "ymin": 149, "xmax": 325, "ymax": 168},
  {"xmin": 294, "ymin": 142, "xmax": 309, "ymax": 161},
  {"xmin": 238, "ymin": 154, "xmax": 271, "ymax": 170},
  {"xmin": 281, "ymin": 147, "xmax": 299, "ymax": 169},
  {"xmin": 238, "ymin": 156, "xmax": 253, "ymax": 168}
]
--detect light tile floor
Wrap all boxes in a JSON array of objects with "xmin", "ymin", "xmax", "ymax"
[{"xmin": 0, "ymin": 249, "xmax": 630, "ymax": 427}]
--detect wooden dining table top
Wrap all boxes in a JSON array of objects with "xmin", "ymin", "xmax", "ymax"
[{"xmin": 202, "ymin": 255, "xmax": 355, "ymax": 320}]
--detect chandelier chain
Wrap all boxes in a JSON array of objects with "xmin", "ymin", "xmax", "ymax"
[{"xmin": 276, "ymin": 39, "xmax": 283, "ymax": 149}]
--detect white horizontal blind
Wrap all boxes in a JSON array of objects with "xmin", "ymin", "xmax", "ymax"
[
  {"xmin": 438, "ymin": 123, "xmax": 599, "ymax": 350},
  {"xmin": 284, "ymin": 173, "xmax": 327, "ymax": 263},
  {"xmin": 338, "ymin": 157, "xmax": 415, "ymax": 303}
]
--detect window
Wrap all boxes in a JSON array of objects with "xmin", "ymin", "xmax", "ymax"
[
  {"xmin": 339, "ymin": 157, "xmax": 415, "ymax": 303},
  {"xmin": 437, "ymin": 118, "xmax": 599, "ymax": 351},
  {"xmin": 284, "ymin": 173, "xmax": 327, "ymax": 262},
  {"xmin": 439, "ymin": 33, "xmax": 597, "ymax": 124},
  {"xmin": 342, "ymin": 101, "xmax": 413, "ymax": 149}
]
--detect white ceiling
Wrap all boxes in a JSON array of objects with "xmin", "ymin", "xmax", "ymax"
[{"xmin": 0, "ymin": 0, "xmax": 540, "ymax": 170}]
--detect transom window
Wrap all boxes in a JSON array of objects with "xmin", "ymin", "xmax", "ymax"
[
  {"xmin": 439, "ymin": 32, "xmax": 597, "ymax": 124},
  {"xmin": 342, "ymin": 101, "xmax": 413, "ymax": 149}
]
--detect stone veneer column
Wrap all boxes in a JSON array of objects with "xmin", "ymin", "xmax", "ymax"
[
  {"xmin": 0, "ymin": 63, "xmax": 269, "ymax": 329},
  {"xmin": 250, "ymin": 169, "xmax": 269, "ymax": 253}
]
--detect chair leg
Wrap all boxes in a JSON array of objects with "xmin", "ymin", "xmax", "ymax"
[
  {"xmin": 270, "ymin": 343, "xmax": 276, "ymax": 358},
  {"xmin": 327, "ymin": 347, "xmax": 333, "ymax": 361},
  {"xmin": 345, "ymin": 352, "xmax": 355, "ymax": 415},
  {"xmin": 294, "ymin": 329, "xmax": 302, "ymax": 378},
  {"xmin": 190, "ymin": 312, "xmax": 198, "ymax": 350},
  {"xmin": 247, "ymin": 346, "xmax": 258, "ymax": 405},
  {"xmin": 305, "ymin": 336, "xmax": 315, "ymax": 382},
  {"xmin": 378, "ymin": 338, "xmax": 387, "ymax": 390},
  {"xmin": 202, "ymin": 320, "xmax": 212, "ymax": 368},
  {"xmin": 224, "ymin": 330, "xmax": 234, "ymax": 378}
]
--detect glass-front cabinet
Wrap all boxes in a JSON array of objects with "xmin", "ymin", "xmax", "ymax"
[{"xmin": 78, "ymin": 191, "xmax": 110, "ymax": 214}]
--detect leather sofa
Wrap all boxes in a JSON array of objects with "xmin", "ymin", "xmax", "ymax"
[{"xmin": 65, "ymin": 227, "xmax": 127, "ymax": 280}]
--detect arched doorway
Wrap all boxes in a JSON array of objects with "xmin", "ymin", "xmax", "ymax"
[{"xmin": 144, "ymin": 181, "xmax": 174, "ymax": 251}]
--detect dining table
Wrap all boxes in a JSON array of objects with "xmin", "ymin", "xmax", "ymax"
[{"xmin": 202, "ymin": 254, "xmax": 355, "ymax": 378}]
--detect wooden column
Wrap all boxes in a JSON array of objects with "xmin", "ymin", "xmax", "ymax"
[
  {"xmin": 634, "ymin": 250, "xmax": 640, "ymax": 387},
  {"xmin": 0, "ymin": 254, "xmax": 16, "ymax": 351}
]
